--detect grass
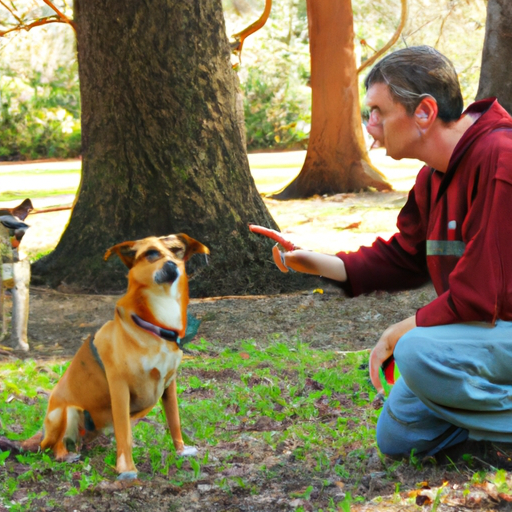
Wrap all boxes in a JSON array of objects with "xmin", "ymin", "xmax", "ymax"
[
  {"xmin": 3, "ymin": 335, "xmax": 512, "ymax": 510},
  {"xmin": 0, "ymin": 149, "xmax": 421, "ymax": 205},
  {"xmin": 0, "ymin": 336, "xmax": 377, "ymax": 510},
  {"xmin": 0, "ymin": 188, "xmax": 78, "ymax": 202}
]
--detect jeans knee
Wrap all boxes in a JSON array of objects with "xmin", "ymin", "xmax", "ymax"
[{"xmin": 394, "ymin": 329, "xmax": 430, "ymax": 380}]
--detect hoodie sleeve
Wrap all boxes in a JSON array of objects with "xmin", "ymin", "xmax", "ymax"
[{"xmin": 335, "ymin": 167, "xmax": 432, "ymax": 296}]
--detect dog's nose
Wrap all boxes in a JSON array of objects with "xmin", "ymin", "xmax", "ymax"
[{"xmin": 155, "ymin": 260, "xmax": 179, "ymax": 284}]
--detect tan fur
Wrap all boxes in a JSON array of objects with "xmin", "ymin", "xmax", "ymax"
[{"xmin": 24, "ymin": 234, "xmax": 209, "ymax": 478}]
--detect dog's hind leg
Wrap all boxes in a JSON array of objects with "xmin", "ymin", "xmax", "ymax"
[
  {"xmin": 161, "ymin": 379, "xmax": 197, "ymax": 457},
  {"xmin": 41, "ymin": 406, "xmax": 80, "ymax": 462}
]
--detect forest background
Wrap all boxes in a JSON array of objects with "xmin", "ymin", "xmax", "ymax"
[{"xmin": 0, "ymin": 0, "xmax": 486, "ymax": 161}]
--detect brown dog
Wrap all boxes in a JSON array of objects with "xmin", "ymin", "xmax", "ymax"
[{"xmin": 20, "ymin": 233, "xmax": 209, "ymax": 479}]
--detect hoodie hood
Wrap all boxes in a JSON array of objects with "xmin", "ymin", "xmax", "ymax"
[{"xmin": 436, "ymin": 98, "xmax": 512, "ymax": 201}]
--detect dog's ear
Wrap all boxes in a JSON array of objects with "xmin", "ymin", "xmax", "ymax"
[
  {"xmin": 160, "ymin": 234, "xmax": 209, "ymax": 262},
  {"xmin": 176, "ymin": 233, "xmax": 210, "ymax": 261},
  {"xmin": 104, "ymin": 241, "xmax": 137, "ymax": 269},
  {"xmin": 12, "ymin": 199, "xmax": 34, "ymax": 221}
]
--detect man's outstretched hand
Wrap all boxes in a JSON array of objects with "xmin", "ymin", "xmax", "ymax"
[
  {"xmin": 249, "ymin": 224, "xmax": 348, "ymax": 280},
  {"xmin": 248, "ymin": 224, "xmax": 299, "ymax": 251}
]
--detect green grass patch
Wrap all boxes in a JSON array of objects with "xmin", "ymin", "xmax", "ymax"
[
  {"xmin": 0, "ymin": 335, "xmax": 377, "ymax": 508},
  {"xmin": 0, "ymin": 188, "xmax": 78, "ymax": 202}
]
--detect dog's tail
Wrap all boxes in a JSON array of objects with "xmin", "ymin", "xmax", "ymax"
[
  {"xmin": 0, "ymin": 436, "xmax": 22, "ymax": 454},
  {"xmin": 0, "ymin": 432, "xmax": 42, "ymax": 455}
]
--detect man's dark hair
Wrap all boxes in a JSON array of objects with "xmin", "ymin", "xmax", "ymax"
[{"xmin": 364, "ymin": 46, "xmax": 464, "ymax": 123}]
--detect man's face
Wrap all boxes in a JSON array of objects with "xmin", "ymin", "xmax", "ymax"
[{"xmin": 365, "ymin": 82, "xmax": 419, "ymax": 160}]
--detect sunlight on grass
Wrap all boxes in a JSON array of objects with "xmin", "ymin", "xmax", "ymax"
[
  {"xmin": 0, "ymin": 188, "xmax": 78, "ymax": 202},
  {"xmin": 0, "ymin": 149, "xmax": 421, "ymax": 204}
]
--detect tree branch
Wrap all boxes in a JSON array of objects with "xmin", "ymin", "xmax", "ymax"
[
  {"xmin": 0, "ymin": 0, "xmax": 22, "ymax": 25},
  {"xmin": 0, "ymin": 16, "xmax": 68, "ymax": 36},
  {"xmin": 0, "ymin": 0, "xmax": 76, "ymax": 37},
  {"xmin": 41, "ymin": 0, "xmax": 76, "ymax": 32},
  {"xmin": 357, "ymin": 0, "xmax": 408, "ymax": 75},
  {"xmin": 231, "ymin": 0, "xmax": 272, "ymax": 56},
  {"xmin": 434, "ymin": 5, "xmax": 455, "ymax": 47}
]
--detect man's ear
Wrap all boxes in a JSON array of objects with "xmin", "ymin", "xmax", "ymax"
[
  {"xmin": 414, "ymin": 95, "xmax": 438, "ymax": 130},
  {"xmin": 104, "ymin": 241, "xmax": 137, "ymax": 268}
]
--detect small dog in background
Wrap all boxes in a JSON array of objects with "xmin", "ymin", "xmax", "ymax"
[
  {"xmin": 1, "ymin": 233, "xmax": 209, "ymax": 480},
  {"xmin": 0, "ymin": 198, "xmax": 33, "ymax": 351}
]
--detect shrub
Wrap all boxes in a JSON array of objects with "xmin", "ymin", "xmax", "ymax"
[{"xmin": 0, "ymin": 23, "xmax": 80, "ymax": 161}]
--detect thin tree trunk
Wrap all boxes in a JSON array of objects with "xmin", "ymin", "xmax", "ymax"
[
  {"xmin": 271, "ymin": 0, "xmax": 391, "ymax": 200},
  {"xmin": 33, "ymin": 0, "xmax": 314, "ymax": 296},
  {"xmin": 476, "ymin": 0, "xmax": 512, "ymax": 114}
]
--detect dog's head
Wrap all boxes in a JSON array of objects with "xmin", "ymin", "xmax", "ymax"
[
  {"xmin": 105, "ymin": 233, "xmax": 208, "ymax": 269},
  {"xmin": 0, "ymin": 198, "xmax": 33, "ymax": 222},
  {"xmin": 104, "ymin": 234, "xmax": 209, "ymax": 337}
]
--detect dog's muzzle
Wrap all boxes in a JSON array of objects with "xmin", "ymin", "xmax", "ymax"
[{"xmin": 154, "ymin": 261, "xmax": 179, "ymax": 285}]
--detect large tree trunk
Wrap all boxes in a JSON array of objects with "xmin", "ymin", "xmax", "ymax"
[
  {"xmin": 476, "ymin": 0, "xmax": 512, "ymax": 114},
  {"xmin": 33, "ymin": 0, "xmax": 314, "ymax": 296},
  {"xmin": 271, "ymin": 0, "xmax": 391, "ymax": 200}
]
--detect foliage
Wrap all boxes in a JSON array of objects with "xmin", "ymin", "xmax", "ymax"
[
  {"xmin": 242, "ymin": 65, "xmax": 311, "ymax": 151},
  {"xmin": 0, "ymin": 20, "xmax": 80, "ymax": 161},
  {"xmin": 2, "ymin": 335, "xmax": 512, "ymax": 508},
  {"xmin": 226, "ymin": 0, "xmax": 312, "ymax": 151},
  {"xmin": 225, "ymin": 0, "xmax": 486, "ymax": 149},
  {"xmin": 0, "ymin": 0, "xmax": 490, "ymax": 157}
]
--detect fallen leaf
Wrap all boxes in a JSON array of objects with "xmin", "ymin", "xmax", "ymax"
[{"xmin": 335, "ymin": 221, "xmax": 362, "ymax": 230}]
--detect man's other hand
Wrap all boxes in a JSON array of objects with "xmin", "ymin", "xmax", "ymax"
[{"xmin": 370, "ymin": 315, "xmax": 416, "ymax": 393}]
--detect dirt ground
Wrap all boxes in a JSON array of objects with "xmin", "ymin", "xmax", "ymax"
[
  {"xmin": 6, "ymin": 187, "xmax": 422, "ymax": 360},
  {"xmin": 1, "ymin": 189, "xmax": 504, "ymax": 511},
  {"xmin": 2, "ymin": 282, "xmax": 447, "ymax": 512},
  {"xmin": 21, "ymin": 281, "xmax": 435, "ymax": 360}
]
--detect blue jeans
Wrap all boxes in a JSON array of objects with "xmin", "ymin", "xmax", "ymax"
[{"xmin": 377, "ymin": 320, "xmax": 512, "ymax": 457}]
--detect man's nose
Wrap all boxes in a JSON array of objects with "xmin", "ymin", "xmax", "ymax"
[
  {"xmin": 366, "ymin": 122, "xmax": 382, "ymax": 139},
  {"xmin": 367, "ymin": 110, "xmax": 382, "ymax": 129}
]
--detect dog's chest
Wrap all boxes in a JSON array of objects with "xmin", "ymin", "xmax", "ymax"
[
  {"xmin": 145, "ymin": 288, "xmax": 183, "ymax": 332},
  {"xmin": 130, "ymin": 344, "xmax": 182, "ymax": 410}
]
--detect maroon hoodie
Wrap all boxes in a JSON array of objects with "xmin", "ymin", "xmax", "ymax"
[{"xmin": 336, "ymin": 98, "xmax": 512, "ymax": 327}]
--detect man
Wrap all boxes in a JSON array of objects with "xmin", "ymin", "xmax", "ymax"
[{"xmin": 265, "ymin": 45, "xmax": 512, "ymax": 458}]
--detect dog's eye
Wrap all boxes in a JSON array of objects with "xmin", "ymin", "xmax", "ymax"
[
  {"xmin": 145, "ymin": 249, "xmax": 161, "ymax": 261},
  {"xmin": 169, "ymin": 246, "xmax": 185, "ymax": 260}
]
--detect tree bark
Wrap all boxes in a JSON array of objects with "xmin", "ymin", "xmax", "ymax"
[
  {"xmin": 271, "ymin": 0, "xmax": 391, "ymax": 200},
  {"xmin": 476, "ymin": 0, "xmax": 512, "ymax": 114},
  {"xmin": 33, "ymin": 0, "xmax": 314, "ymax": 296}
]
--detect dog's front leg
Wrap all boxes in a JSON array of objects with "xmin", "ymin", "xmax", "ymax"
[
  {"xmin": 108, "ymin": 378, "xmax": 138, "ymax": 479},
  {"xmin": 161, "ymin": 379, "xmax": 197, "ymax": 457}
]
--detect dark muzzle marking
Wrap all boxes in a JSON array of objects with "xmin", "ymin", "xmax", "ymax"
[{"xmin": 154, "ymin": 261, "xmax": 179, "ymax": 285}]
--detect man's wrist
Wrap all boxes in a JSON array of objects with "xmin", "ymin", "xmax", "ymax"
[{"xmin": 280, "ymin": 251, "xmax": 295, "ymax": 272}]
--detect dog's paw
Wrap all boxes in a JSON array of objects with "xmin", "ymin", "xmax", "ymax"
[
  {"xmin": 178, "ymin": 445, "xmax": 198, "ymax": 457},
  {"xmin": 61, "ymin": 452, "xmax": 81, "ymax": 463},
  {"xmin": 117, "ymin": 471, "xmax": 138, "ymax": 481}
]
